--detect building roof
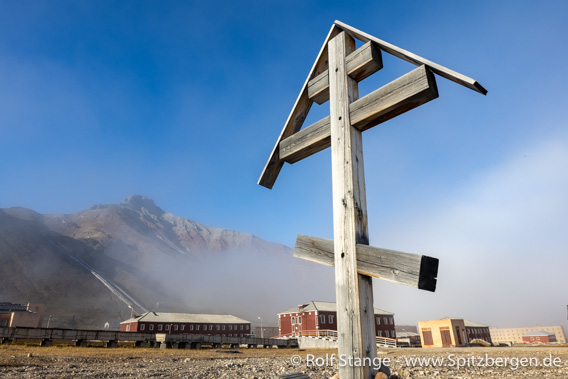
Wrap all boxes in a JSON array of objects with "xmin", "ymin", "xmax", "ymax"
[
  {"xmin": 278, "ymin": 301, "xmax": 393, "ymax": 316},
  {"xmin": 396, "ymin": 332, "xmax": 419, "ymax": 338},
  {"xmin": 522, "ymin": 331, "xmax": 555, "ymax": 337},
  {"xmin": 419, "ymin": 318, "xmax": 489, "ymax": 327},
  {"xmin": 463, "ymin": 319, "xmax": 489, "ymax": 328},
  {"xmin": 120, "ymin": 312, "xmax": 250, "ymax": 325},
  {"xmin": 0, "ymin": 302, "xmax": 28, "ymax": 313}
]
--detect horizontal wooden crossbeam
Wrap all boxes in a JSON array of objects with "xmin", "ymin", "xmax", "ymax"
[
  {"xmin": 294, "ymin": 235, "xmax": 439, "ymax": 292},
  {"xmin": 280, "ymin": 65, "xmax": 438, "ymax": 164},
  {"xmin": 308, "ymin": 41, "xmax": 382, "ymax": 105}
]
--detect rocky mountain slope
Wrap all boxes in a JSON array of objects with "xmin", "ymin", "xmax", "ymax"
[{"xmin": 0, "ymin": 196, "xmax": 333, "ymax": 329}]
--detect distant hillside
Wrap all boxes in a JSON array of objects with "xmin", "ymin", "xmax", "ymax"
[
  {"xmin": 0, "ymin": 196, "xmax": 334, "ymax": 329},
  {"xmin": 0, "ymin": 207, "xmax": 126, "ymax": 328}
]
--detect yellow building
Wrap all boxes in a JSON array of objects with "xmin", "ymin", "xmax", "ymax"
[
  {"xmin": 418, "ymin": 318, "xmax": 492, "ymax": 348},
  {"xmin": 418, "ymin": 318, "xmax": 467, "ymax": 348},
  {"xmin": 490, "ymin": 326, "xmax": 566, "ymax": 345}
]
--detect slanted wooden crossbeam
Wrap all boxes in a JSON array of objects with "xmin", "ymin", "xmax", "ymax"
[
  {"xmin": 294, "ymin": 235, "xmax": 439, "ymax": 291},
  {"xmin": 259, "ymin": 21, "xmax": 486, "ymax": 379}
]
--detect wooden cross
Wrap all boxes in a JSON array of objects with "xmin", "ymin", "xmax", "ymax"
[{"xmin": 259, "ymin": 21, "xmax": 486, "ymax": 379}]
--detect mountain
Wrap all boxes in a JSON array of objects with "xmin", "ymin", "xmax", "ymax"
[
  {"xmin": 45, "ymin": 195, "xmax": 289, "ymax": 259},
  {"xmin": 0, "ymin": 196, "xmax": 334, "ymax": 329}
]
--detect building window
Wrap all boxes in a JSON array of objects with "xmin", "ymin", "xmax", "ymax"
[
  {"xmin": 209, "ymin": 325, "xmax": 213, "ymax": 331},
  {"xmin": 320, "ymin": 315, "xmax": 325, "ymax": 324},
  {"xmin": 455, "ymin": 326, "xmax": 462, "ymax": 345},
  {"xmin": 174, "ymin": 325, "xmax": 179, "ymax": 331},
  {"xmin": 230, "ymin": 325, "xmax": 233, "ymax": 330},
  {"xmin": 378, "ymin": 330, "xmax": 382, "ymax": 337},
  {"xmin": 240, "ymin": 334, "xmax": 243, "ymax": 337},
  {"xmin": 383, "ymin": 317, "xmax": 387, "ymax": 324},
  {"xmin": 291, "ymin": 317, "xmax": 295, "ymax": 325},
  {"xmin": 181, "ymin": 325, "xmax": 185, "ymax": 331},
  {"xmin": 158, "ymin": 324, "xmax": 163, "ymax": 331},
  {"xmin": 126, "ymin": 324, "xmax": 130, "ymax": 331},
  {"xmin": 240, "ymin": 325, "xmax": 243, "ymax": 330},
  {"xmin": 216, "ymin": 325, "xmax": 220, "ymax": 331},
  {"xmin": 328, "ymin": 315, "xmax": 334, "ymax": 324},
  {"xmin": 140, "ymin": 324, "xmax": 145, "ymax": 331},
  {"xmin": 234, "ymin": 325, "xmax": 237, "ymax": 330},
  {"xmin": 422, "ymin": 329, "xmax": 433, "ymax": 346},
  {"xmin": 196, "ymin": 325, "xmax": 200, "ymax": 331},
  {"xmin": 223, "ymin": 325, "xmax": 226, "ymax": 330},
  {"xmin": 165, "ymin": 325, "xmax": 170, "ymax": 331},
  {"xmin": 298, "ymin": 317, "xmax": 302, "ymax": 324},
  {"xmin": 376, "ymin": 317, "xmax": 380, "ymax": 325},
  {"xmin": 149, "ymin": 324, "xmax": 154, "ymax": 331},
  {"xmin": 390, "ymin": 318, "xmax": 393, "ymax": 325}
]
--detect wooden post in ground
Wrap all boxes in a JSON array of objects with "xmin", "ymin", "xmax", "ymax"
[{"xmin": 329, "ymin": 31, "xmax": 376, "ymax": 379}]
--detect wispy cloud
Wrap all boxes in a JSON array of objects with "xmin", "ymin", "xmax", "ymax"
[{"xmin": 372, "ymin": 133, "xmax": 568, "ymax": 328}]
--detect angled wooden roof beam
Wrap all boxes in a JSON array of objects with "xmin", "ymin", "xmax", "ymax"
[
  {"xmin": 334, "ymin": 20, "xmax": 487, "ymax": 95},
  {"xmin": 258, "ymin": 25, "xmax": 341, "ymax": 189}
]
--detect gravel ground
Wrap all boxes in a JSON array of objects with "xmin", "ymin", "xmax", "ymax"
[{"xmin": 1, "ymin": 344, "xmax": 567, "ymax": 378}]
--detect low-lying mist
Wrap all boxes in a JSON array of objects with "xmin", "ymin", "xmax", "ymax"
[{"xmin": 124, "ymin": 245, "xmax": 336, "ymax": 327}]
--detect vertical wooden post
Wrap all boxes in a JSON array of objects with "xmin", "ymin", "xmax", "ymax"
[{"xmin": 329, "ymin": 31, "xmax": 376, "ymax": 379}]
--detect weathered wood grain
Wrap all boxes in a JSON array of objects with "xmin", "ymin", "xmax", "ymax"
[
  {"xmin": 308, "ymin": 41, "xmax": 382, "ymax": 105},
  {"xmin": 280, "ymin": 65, "xmax": 438, "ymax": 164},
  {"xmin": 351, "ymin": 64, "xmax": 438, "ymax": 132},
  {"xmin": 279, "ymin": 115, "xmax": 331, "ymax": 164},
  {"xmin": 260, "ymin": 22, "xmax": 486, "ymax": 190},
  {"xmin": 334, "ymin": 20, "xmax": 487, "ymax": 95},
  {"xmin": 329, "ymin": 31, "xmax": 376, "ymax": 379},
  {"xmin": 258, "ymin": 24, "xmax": 341, "ymax": 189},
  {"xmin": 294, "ymin": 235, "xmax": 439, "ymax": 292}
]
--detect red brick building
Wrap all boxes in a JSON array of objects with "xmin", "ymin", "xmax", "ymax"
[
  {"xmin": 120, "ymin": 312, "xmax": 251, "ymax": 336},
  {"xmin": 522, "ymin": 331, "xmax": 557, "ymax": 344},
  {"xmin": 277, "ymin": 301, "xmax": 396, "ymax": 338}
]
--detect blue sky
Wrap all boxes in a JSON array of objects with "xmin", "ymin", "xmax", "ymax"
[{"xmin": 1, "ymin": 1, "xmax": 568, "ymax": 328}]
